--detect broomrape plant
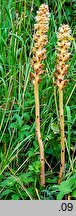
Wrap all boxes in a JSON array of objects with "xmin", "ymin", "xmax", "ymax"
[
  {"xmin": 54, "ymin": 24, "xmax": 71, "ymax": 184},
  {"xmin": 31, "ymin": 4, "xmax": 50, "ymax": 187}
]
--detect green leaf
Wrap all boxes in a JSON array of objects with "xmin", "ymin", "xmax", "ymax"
[
  {"xmin": 57, "ymin": 192, "xmax": 65, "ymax": 200},
  {"xmin": 56, "ymin": 174, "xmax": 76, "ymax": 199},
  {"xmin": 72, "ymin": 190, "xmax": 76, "ymax": 198},
  {"xmin": 29, "ymin": 161, "xmax": 40, "ymax": 174},
  {"xmin": 58, "ymin": 175, "xmax": 76, "ymax": 193},
  {"xmin": 22, "ymin": 113, "xmax": 30, "ymax": 121},
  {"xmin": 20, "ymin": 125, "xmax": 30, "ymax": 131},
  {"xmin": 46, "ymin": 178, "xmax": 57, "ymax": 183},
  {"xmin": 58, "ymin": 181, "xmax": 72, "ymax": 194},
  {"xmin": 1, "ymin": 177, "xmax": 16, "ymax": 188},
  {"xmin": 1, "ymin": 189, "xmax": 13, "ymax": 196},
  {"xmin": 11, "ymin": 194, "xmax": 20, "ymax": 200},
  {"xmin": 45, "ymin": 148, "xmax": 53, "ymax": 155},
  {"xmin": 27, "ymin": 147, "xmax": 35, "ymax": 157},
  {"xmin": 10, "ymin": 122, "xmax": 17, "ymax": 129},
  {"xmin": 19, "ymin": 173, "xmax": 34, "ymax": 184},
  {"xmin": 14, "ymin": 114, "xmax": 23, "ymax": 127},
  {"xmin": 51, "ymin": 123, "xmax": 60, "ymax": 134}
]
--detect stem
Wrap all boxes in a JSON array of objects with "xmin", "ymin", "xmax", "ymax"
[
  {"xmin": 53, "ymin": 79, "xmax": 59, "ymax": 121},
  {"xmin": 58, "ymin": 87, "xmax": 65, "ymax": 184},
  {"xmin": 34, "ymin": 75, "xmax": 45, "ymax": 187},
  {"xmin": 4, "ymin": 143, "xmax": 6, "ymax": 155}
]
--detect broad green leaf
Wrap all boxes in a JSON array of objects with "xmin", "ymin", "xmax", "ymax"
[
  {"xmin": 29, "ymin": 161, "xmax": 40, "ymax": 174},
  {"xmin": 57, "ymin": 192, "xmax": 65, "ymax": 200},
  {"xmin": 9, "ymin": 122, "xmax": 17, "ymax": 129},
  {"xmin": 20, "ymin": 125, "xmax": 30, "ymax": 131},
  {"xmin": 72, "ymin": 190, "xmax": 76, "ymax": 198},
  {"xmin": 12, "ymin": 194, "xmax": 20, "ymax": 200},
  {"xmin": 1, "ymin": 177, "xmax": 16, "ymax": 187},
  {"xmin": 58, "ymin": 175, "xmax": 76, "ymax": 193},
  {"xmin": 19, "ymin": 173, "xmax": 34, "ymax": 184},
  {"xmin": 1, "ymin": 189, "xmax": 13, "ymax": 196},
  {"xmin": 13, "ymin": 114, "xmax": 23, "ymax": 127}
]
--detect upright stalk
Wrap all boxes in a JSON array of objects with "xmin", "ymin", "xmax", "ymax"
[
  {"xmin": 58, "ymin": 86, "xmax": 65, "ymax": 184},
  {"xmin": 34, "ymin": 75, "xmax": 45, "ymax": 186},
  {"xmin": 3, "ymin": 143, "xmax": 6, "ymax": 156}
]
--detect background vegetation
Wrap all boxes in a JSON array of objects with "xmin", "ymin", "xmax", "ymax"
[{"xmin": 0, "ymin": 0, "xmax": 76, "ymax": 200}]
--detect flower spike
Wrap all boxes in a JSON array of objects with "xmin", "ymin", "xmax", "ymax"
[{"xmin": 54, "ymin": 24, "xmax": 71, "ymax": 90}]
